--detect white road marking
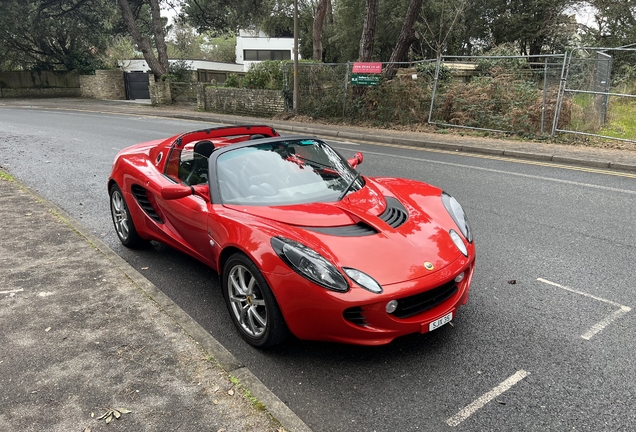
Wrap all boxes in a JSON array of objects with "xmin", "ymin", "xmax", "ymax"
[
  {"xmin": 537, "ymin": 278, "xmax": 631, "ymax": 340},
  {"xmin": 332, "ymin": 146, "xmax": 636, "ymax": 195},
  {"xmin": 0, "ymin": 289, "xmax": 24, "ymax": 294},
  {"xmin": 446, "ymin": 370, "xmax": 530, "ymax": 427}
]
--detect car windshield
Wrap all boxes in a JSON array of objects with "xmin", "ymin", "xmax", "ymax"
[{"xmin": 216, "ymin": 139, "xmax": 364, "ymax": 206}]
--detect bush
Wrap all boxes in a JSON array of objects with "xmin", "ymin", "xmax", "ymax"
[
  {"xmin": 243, "ymin": 60, "xmax": 286, "ymax": 90},
  {"xmin": 415, "ymin": 62, "xmax": 452, "ymax": 82},
  {"xmin": 161, "ymin": 59, "xmax": 193, "ymax": 82},
  {"xmin": 224, "ymin": 73, "xmax": 240, "ymax": 88}
]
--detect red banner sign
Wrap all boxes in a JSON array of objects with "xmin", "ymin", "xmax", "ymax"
[{"xmin": 352, "ymin": 62, "xmax": 382, "ymax": 74}]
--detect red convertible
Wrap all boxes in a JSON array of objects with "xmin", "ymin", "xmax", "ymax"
[{"xmin": 108, "ymin": 125, "xmax": 475, "ymax": 348}]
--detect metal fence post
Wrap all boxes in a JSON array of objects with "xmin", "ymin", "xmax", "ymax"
[
  {"xmin": 552, "ymin": 52, "xmax": 569, "ymax": 138},
  {"xmin": 342, "ymin": 61, "xmax": 350, "ymax": 118},
  {"xmin": 427, "ymin": 56, "xmax": 442, "ymax": 124},
  {"xmin": 540, "ymin": 56, "xmax": 548, "ymax": 134}
]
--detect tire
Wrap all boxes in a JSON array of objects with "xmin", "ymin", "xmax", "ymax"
[
  {"xmin": 222, "ymin": 253, "xmax": 290, "ymax": 348},
  {"xmin": 109, "ymin": 183, "xmax": 148, "ymax": 248}
]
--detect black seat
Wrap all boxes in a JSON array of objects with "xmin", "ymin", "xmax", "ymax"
[{"xmin": 186, "ymin": 140, "xmax": 215, "ymax": 185}]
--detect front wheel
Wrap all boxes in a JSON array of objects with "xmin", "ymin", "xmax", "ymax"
[
  {"xmin": 222, "ymin": 253, "xmax": 289, "ymax": 348},
  {"xmin": 109, "ymin": 183, "xmax": 148, "ymax": 248}
]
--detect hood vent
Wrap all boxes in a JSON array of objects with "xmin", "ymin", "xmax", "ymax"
[
  {"xmin": 302, "ymin": 222, "xmax": 377, "ymax": 237},
  {"xmin": 379, "ymin": 197, "xmax": 408, "ymax": 229},
  {"xmin": 131, "ymin": 184, "xmax": 163, "ymax": 223}
]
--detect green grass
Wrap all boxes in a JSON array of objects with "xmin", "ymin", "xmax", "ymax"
[
  {"xmin": 0, "ymin": 170, "xmax": 14, "ymax": 181},
  {"xmin": 598, "ymin": 99, "xmax": 636, "ymax": 139}
]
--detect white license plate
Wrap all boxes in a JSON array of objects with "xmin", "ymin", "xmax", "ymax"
[{"xmin": 429, "ymin": 312, "xmax": 453, "ymax": 332}]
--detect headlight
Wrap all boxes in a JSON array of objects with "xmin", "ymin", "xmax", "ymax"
[
  {"xmin": 271, "ymin": 237, "xmax": 349, "ymax": 292},
  {"xmin": 449, "ymin": 229, "xmax": 468, "ymax": 257},
  {"xmin": 442, "ymin": 192, "xmax": 472, "ymax": 242},
  {"xmin": 343, "ymin": 268, "xmax": 383, "ymax": 294}
]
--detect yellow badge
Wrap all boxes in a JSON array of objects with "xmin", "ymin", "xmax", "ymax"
[{"xmin": 424, "ymin": 262, "xmax": 434, "ymax": 271}]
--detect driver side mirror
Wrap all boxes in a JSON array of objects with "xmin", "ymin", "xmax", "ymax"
[
  {"xmin": 161, "ymin": 183, "xmax": 192, "ymax": 200},
  {"xmin": 348, "ymin": 152, "xmax": 364, "ymax": 169}
]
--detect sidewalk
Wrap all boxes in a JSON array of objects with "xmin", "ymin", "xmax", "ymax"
[
  {"xmin": 0, "ymin": 176, "xmax": 306, "ymax": 431},
  {"xmin": 2, "ymin": 97, "xmax": 636, "ymax": 171}
]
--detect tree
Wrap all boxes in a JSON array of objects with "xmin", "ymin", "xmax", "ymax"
[
  {"xmin": 0, "ymin": 0, "xmax": 119, "ymax": 72},
  {"xmin": 181, "ymin": 0, "xmax": 272, "ymax": 34},
  {"xmin": 490, "ymin": 0, "xmax": 575, "ymax": 55},
  {"xmin": 117, "ymin": 0, "xmax": 169, "ymax": 79},
  {"xmin": 313, "ymin": 0, "xmax": 331, "ymax": 60},
  {"xmin": 385, "ymin": 0, "xmax": 422, "ymax": 79},
  {"xmin": 358, "ymin": 0, "xmax": 380, "ymax": 61}
]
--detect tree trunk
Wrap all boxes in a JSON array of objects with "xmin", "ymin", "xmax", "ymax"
[
  {"xmin": 313, "ymin": 0, "xmax": 329, "ymax": 61},
  {"xmin": 385, "ymin": 0, "xmax": 422, "ymax": 80},
  {"xmin": 358, "ymin": 0, "xmax": 379, "ymax": 62},
  {"xmin": 117, "ymin": 0, "xmax": 169, "ymax": 80}
]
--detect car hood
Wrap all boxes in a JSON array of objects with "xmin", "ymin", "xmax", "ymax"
[{"xmin": 224, "ymin": 177, "xmax": 465, "ymax": 286}]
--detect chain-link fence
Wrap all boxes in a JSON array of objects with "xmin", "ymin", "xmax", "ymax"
[
  {"xmin": 427, "ymin": 54, "xmax": 567, "ymax": 137},
  {"xmin": 554, "ymin": 47, "xmax": 636, "ymax": 143}
]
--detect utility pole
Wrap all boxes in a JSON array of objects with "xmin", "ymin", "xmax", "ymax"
[{"xmin": 293, "ymin": 0, "xmax": 299, "ymax": 115}]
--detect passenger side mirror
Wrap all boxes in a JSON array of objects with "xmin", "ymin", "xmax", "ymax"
[{"xmin": 348, "ymin": 152, "xmax": 364, "ymax": 169}]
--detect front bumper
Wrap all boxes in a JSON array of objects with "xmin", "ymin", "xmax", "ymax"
[{"xmin": 265, "ymin": 252, "xmax": 475, "ymax": 346}]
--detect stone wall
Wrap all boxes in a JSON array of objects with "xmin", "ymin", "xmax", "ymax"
[
  {"xmin": 79, "ymin": 70, "xmax": 125, "ymax": 100},
  {"xmin": 149, "ymin": 80, "xmax": 172, "ymax": 105},
  {"xmin": 201, "ymin": 87, "xmax": 285, "ymax": 117}
]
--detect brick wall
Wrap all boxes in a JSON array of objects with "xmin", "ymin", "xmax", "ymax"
[
  {"xmin": 79, "ymin": 70, "xmax": 125, "ymax": 100},
  {"xmin": 201, "ymin": 87, "xmax": 285, "ymax": 117}
]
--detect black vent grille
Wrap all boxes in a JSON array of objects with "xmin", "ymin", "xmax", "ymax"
[
  {"xmin": 131, "ymin": 184, "xmax": 163, "ymax": 223},
  {"xmin": 343, "ymin": 306, "xmax": 368, "ymax": 326},
  {"xmin": 302, "ymin": 222, "xmax": 377, "ymax": 237},
  {"xmin": 392, "ymin": 281, "xmax": 458, "ymax": 318},
  {"xmin": 379, "ymin": 197, "xmax": 408, "ymax": 229}
]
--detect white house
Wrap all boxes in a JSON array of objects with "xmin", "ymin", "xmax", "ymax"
[{"xmin": 235, "ymin": 29, "xmax": 298, "ymax": 71}]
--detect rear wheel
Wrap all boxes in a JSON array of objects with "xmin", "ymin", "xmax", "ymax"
[
  {"xmin": 109, "ymin": 183, "xmax": 148, "ymax": 248},
  {"xmin": 222, "ymin": 253, "xmax": 289, "ymax": 348}
]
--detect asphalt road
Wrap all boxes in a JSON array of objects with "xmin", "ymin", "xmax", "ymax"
[{"xmin": 2, "ymin": 107, "xmax": 635, "ymax": 432}]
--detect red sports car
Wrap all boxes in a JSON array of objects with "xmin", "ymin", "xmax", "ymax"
[{"xmin": 108, "ymin": 125, "xmax": 475, "ymax": 348}]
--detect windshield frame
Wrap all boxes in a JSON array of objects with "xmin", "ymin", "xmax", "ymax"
[{"xmin": 208, "ymin": 137, "xmax": 364, "ymax": 206}]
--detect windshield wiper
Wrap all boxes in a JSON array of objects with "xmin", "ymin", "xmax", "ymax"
[
  {"xmin": 338, "ymin": 172, "xmax": 361, "ymax": 201},
  {"xmin": 294, "ymin": 155, "xmax": 333, "ymax": 170}
]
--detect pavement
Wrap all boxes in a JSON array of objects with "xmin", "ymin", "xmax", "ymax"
[{"xmin": 1, "ymin": 97, "xmax": 636, "ymax": 432}]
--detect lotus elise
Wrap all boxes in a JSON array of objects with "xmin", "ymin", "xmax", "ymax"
[{"xmin": 108, "ymin": 125, "xmax": 475, "ymax": 347}]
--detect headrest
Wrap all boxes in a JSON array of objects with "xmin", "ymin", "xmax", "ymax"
[{"xmin": 193, "ymin": 140, "xmax": 215, "ymax": 157}]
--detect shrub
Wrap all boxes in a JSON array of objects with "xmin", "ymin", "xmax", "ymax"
[
  {"xmin": 224, "ymin": 73, "xmax": 240, "ymax": 88},
  {"xmin": 243, "ymin": 60, "xmax": 285, "ymax": 90}
]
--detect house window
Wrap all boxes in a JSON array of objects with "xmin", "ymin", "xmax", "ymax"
[{"xmin": 244, "ymin": 50, "xmax": 291, "ymax": 61}]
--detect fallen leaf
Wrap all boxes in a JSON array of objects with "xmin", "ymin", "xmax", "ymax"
[
  {"xmin": 112, "ymin": 410, "xmax": 121, "ymax": 419},
  {"xmin": 45, "ymin": 327, "xmax": 51, "ymax": 332},
  {"xmin": 114, "ymin": 408, "xmax": 132, "ymax": 413},
  {"xmin": 496, "ymin": 400, "xmax": 506, "ymax": 405},
  {"xmin": 507, "ymin": 280, "xmax": 516, "ymax": 284},
  {"xmin": 141, "ymin": 267, "xmax": 149, "ymax": 270},
  {"xmin": 213, "ymin": 399, "xmax": 219, "ymax": 405},
  {"xmin": 228, "ymin": 389, "xmax": 234, "ymax": 396},
  {"xmin": 105, "ymin": 413, "xmax": 113, "ymax": 424}
]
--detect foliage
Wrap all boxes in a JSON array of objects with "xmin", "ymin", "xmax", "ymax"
[
  {"xmin": 477, "ymin": 43, "xmax": 530, "ymax": 76},
  {"xmin": 202, "ymin": 35, "xmax": 237, "ymax": 63},
  {"xmin": 0, "ymin": 0, "xmax": 120, "ymax": 73},
  {"xmin": 433, "ymin": 73, "xmax": 569, "ymax": 135},
  {"xmin": 346, "ymin": 77, "xmax": 433, "ymax": 125},
  {"xmin": 102, "ymin": 36, "xmax": 140, "ymax": 69},
  {"xmin": 181, "ymin": 0, "xmax": 273, "ymax": 35},
  {"xmin": 224, "ymin": 73, "xmax": 241, "ymax": 87},
  {"xmin": 243, "ymin": 60, "xmax": 286, "ymax": 89},
  {"xmin": 415, "ymin": 62, "xmax": 452, "ymax": 82},
  {"xmin": 161, "ymin": 59, "xmax": 193, "ymax": 82}
]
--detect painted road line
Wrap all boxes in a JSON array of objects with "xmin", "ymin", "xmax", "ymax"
[
  {"xmin": 333, "ymin": 146, "xmax": 636, "ymax": 195},
  {"xmin": 537, "ymin": 278, "xmax": 632, "ymax": 340},
  {"xmin": 329, "ymin": 139, "xmax": 636, "ymax": 179},
  {"xmin": 446, "ymin": 370, "xmax": 530, "ymax": 427},
  {"xmin": 0, "ymin": 289, "xmax": 24, "ymax": 295}
]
